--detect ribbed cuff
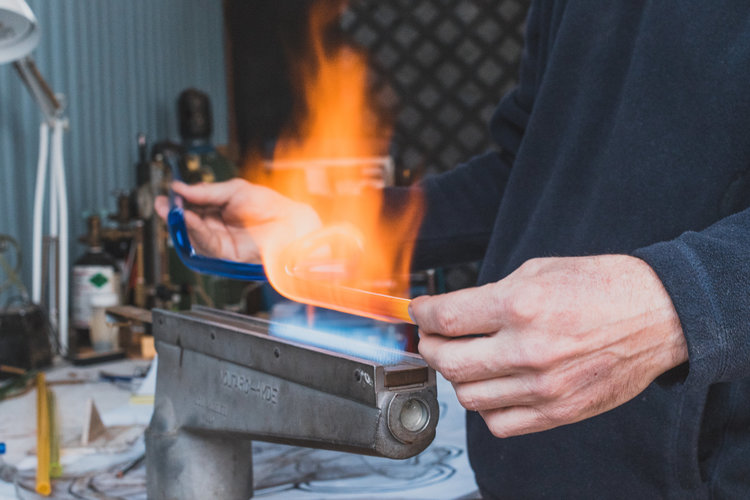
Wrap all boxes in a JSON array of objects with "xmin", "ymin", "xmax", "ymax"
[{"xmin": 633, "ymin": 237, "xmax": 725, "ymax": 389}]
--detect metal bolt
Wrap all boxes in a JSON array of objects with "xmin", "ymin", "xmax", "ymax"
[{"xmin": 400, "ymin": 398, "xmax": 429, "ymax": 432}]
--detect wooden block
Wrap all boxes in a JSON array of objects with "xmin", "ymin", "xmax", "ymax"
[{"xmin": 140, "ymin": 336, "xmax": 156, "ymax": 360}]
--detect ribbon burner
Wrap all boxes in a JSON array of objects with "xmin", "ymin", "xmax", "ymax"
[{"xmin": 144, "ymin": 306, "xmax": 438, "ymax": 500}]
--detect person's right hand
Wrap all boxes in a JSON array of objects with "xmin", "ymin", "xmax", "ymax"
[{"xmin": 154, "ymin": 179, "xmax": 321, "ymax": 264}]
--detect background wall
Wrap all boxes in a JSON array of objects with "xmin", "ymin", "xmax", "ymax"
[
  {"xmin": 224, "ymin": 0, "xmax": 530, "ymax": 294},
  {"xmin": 0, "ymin": 0, "xmax": 229, "ymax": 295},
  {"xmin": 225, "ymin": 0, "xmax": 529, "ymax": 184}
]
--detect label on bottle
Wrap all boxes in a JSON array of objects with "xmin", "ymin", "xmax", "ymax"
[{"xmin": 72, "ymin": 266, "xmax": 120, "ymax": 329}]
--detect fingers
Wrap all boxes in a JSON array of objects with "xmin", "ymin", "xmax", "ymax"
[
  {"xmin": 155, "ymin": 181, "xmax": 242, "ymax": 219},
  {"xmin": 410, "ymin": 282, "xmax": 507, "ymax": 337},
  {"xmin": 183, "ymin": 210, "xmax": 218, "ymax": 248},
  {"xmin": 418, "ymin": 332, "xmax": 519, "ymax": 383},
  {"xmin": 479, "ymin": 406, "xmax": 558, "ymax": 438},
  {"xmin": 154, "ymin": 195, "xmax": 221, "ymax": 249},
  {"xmin": 171, "ymin": 179, "xmax": 245, "ymax": 207},
  {"xmin": 452, "ymin": 376, "xmax": 540, "ymax": 411},
  {"xmin": 419, "ymin": 335, "xmax": 573, "ymax": 437}
]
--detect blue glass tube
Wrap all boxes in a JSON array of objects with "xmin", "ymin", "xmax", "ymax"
[{"xmin": 164, "ymin": 152, "xmax": 267, "ymax": 281}]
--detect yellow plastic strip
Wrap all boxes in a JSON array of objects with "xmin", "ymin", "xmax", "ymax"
[
  {"xmin": 35, "ymin": 373, "xmax": 51, "ymax": 496},
  {"xmin": 48, "ymin": 389, "xmax": 62, "ymax": 479}
]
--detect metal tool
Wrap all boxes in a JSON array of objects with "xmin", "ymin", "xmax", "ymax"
[{"xmin": 145, "ymin": 306, "xmax": 438, "ymax": 500}]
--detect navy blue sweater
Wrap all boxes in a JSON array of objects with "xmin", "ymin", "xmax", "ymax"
[{"xmin": 399, "ymin": 1, "xmax": 750, "ymax": 498}]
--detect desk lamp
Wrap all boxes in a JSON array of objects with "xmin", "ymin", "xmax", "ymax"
[{"xmin": 0, "ymin": 0, "xmax": 70, "ymax": 352}]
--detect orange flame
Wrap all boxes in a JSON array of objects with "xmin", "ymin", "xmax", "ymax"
[{"xmin": 248, "ymin": 2, "xmax": 423, "ymax": 322}]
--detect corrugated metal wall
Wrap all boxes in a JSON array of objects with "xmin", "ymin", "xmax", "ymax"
[{"xmin": 0, "ymin": 0, "xmax": 228, "ymax": 294}]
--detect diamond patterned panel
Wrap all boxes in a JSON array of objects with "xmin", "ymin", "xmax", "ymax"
[{"xmin": 341, "ymin": 0, "xmax": 531, "ymax": 182}]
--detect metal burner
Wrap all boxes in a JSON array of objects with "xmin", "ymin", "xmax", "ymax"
[{"xmin": 145, "ymin": 306, "xmax": 438, "ymax": 500}]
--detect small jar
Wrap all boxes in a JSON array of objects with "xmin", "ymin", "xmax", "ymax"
[{"xmin": 89, "ymin": 292, "xmax": 119, "ymax": 352}]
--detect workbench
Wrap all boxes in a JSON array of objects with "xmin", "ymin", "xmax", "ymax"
[{"xmin": 0, "ymin": 358, "xmax": 479, "ymax": 499}]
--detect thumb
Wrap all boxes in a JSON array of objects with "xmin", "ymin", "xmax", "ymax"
[{"xmin": 409, "ymin": 283, "xmax": 506, "ymax": 336}]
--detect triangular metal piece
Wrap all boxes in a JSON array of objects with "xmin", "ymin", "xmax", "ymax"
[{"xmin": 80, "ymin": 398, "xmax": 107, "ymax": 445}]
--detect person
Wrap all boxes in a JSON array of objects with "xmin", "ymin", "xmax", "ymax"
[{"xmin": 156, "ymin": 1, "xmax": 750, "ymax": 497}]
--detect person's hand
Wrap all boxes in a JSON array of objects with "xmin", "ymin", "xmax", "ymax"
[
  {"xmin": 154, "ymin": 179, "xmax": 321, "ymax": 264},
  {"xmin": 410, "ymin": 255, "xmax": 688, "ymax": 438}
]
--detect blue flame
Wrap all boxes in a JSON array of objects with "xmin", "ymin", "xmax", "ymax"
[{"xmin": 269, "ymin": 302, "xmax": 409, "ymax": 365}]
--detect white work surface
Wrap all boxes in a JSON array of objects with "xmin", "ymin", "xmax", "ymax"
[{"xmin": 0, "ymin": 359, "xmax": 479, "ymax": 499}]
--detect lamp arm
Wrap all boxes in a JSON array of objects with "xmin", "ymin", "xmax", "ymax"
[{"xmin": 13, "ymin": 56, "xmax": 63, "ymax": 122}]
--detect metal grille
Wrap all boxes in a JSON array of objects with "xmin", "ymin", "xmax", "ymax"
[{"xmin": 341, "ymin": 0, "xmax": 530, "ymax": 181}]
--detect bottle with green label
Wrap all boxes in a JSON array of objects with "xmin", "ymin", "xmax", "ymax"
[{"xmin": 71, "ymin": 214, "xmax": 120, "ymax": 351}]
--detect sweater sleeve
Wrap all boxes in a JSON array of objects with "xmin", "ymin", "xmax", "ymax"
[
  {"xmin": 385, "ymin": 151, "xmax": 510, "ymax": 270},
  {"xmin": 633, "ymin": 206, "xmax": 750, "ymax": 386},
  {"xmin": 384, "ymin": 1, "xmax": 546, "ymax": 271}
]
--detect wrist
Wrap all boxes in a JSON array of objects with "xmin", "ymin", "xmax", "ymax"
[{"xmin": 630, "ymin": 255, "xmax": 689, "ymax": 375}]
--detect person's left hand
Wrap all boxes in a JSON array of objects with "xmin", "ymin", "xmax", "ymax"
[{"xmin": 410, "ymin": 255, "xmax": 688, "ymax": 438}]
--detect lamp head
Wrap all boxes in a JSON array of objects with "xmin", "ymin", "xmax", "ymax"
[{"xmin": 0, "ymin": 0, "xmax": 39, "ymax": 64}]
